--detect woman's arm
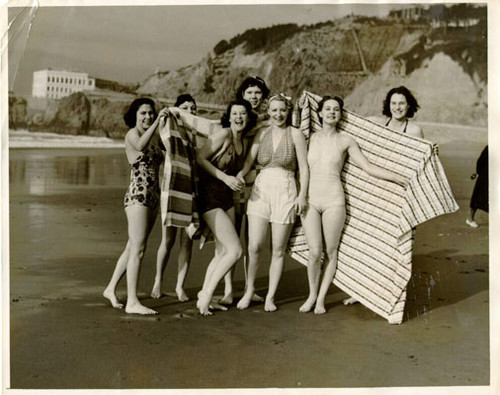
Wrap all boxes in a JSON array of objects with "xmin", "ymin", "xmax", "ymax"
[
  {"xmin": 291, "ymin": 127, "xmax": 309, "ymax": 213},
  {"xmin": 196, "ymin": 128, "xmax": 243, "ymax": 191},
  {"xmin": 126, "ymin": 108, "xmax": 168, "ymax": 152},
  {"xmin": 236, "ymin": 129, "xmax": 263, "ymax": 180},
  {"xmin": 344, "ymin": 135, "xmax": 406, "ymax": 186},
  {"xmin": 406, "ymin": 122, "xmax": 424, "ymax": 139},
  {"xmin": 169, "ymin": 107, "xmax": 219, "ymax": 138}
]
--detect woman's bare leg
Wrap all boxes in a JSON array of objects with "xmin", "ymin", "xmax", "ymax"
[
  {"xmin": 151, "ymin": 226, "xmax": 177, "ymax": 299},
  {"xmin": 265, "ymin": 222, "xmax": 294, "ymax": 312},
  {"xmin": 197, "ymin": 208, "xmax": 242, "ymax": 315},
  {"xmin": 299, "ymin": 207, "xmax": 323, "ymax": 313},
  {"xmin": 103, "ymin": 241, "xmax": 130, "ymax": 308},
  {"xmin": 237, "ymin": 215, "xmax": 268, "ymax": 309},
  {"xmin": 314, "ymin": 206, "xmax": 345, "ymax": 314},
  {"xmin": 124, "ymin": 205, "xmax": 158, "ymax": 315},
  {"xmin": 175, "ymin": 229, "xmax": 193, "ymax": 301}
]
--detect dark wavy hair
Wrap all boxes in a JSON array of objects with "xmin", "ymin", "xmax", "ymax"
[
  {"xmin": 123, "ymin": 98, "xmax": 157, "ymax": 128},
  {"xmin": 382, "ymin": 86, "xmax": 420, "ymax": 118},
  {"xmin": 174, "ymin": 94, "xmax": 197, "ymax": 108},
  {"xmin": 220, "ymin": 99, "xmax": 257, "ymax": 134},
  {"xmin": 235, "ymin": 76, "xmax": 270, "ymax": 102},
  {"xmin": 317, "ymin": 95, "xmax": 344, "ymax": 125}
]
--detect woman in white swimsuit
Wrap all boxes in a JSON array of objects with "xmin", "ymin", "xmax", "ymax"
[{"xmin": 299, "ymin": 96, "xmax": 406, "ymax": 314}]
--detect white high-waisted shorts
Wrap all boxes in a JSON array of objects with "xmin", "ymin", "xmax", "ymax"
[{"xmin": 247, "ymin": 167, "xmax": 297, "ymax": 224}]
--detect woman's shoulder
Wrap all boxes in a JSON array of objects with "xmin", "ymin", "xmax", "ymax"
[
  {"xmin": 406, "ymin": 121, "xmax": 423, "ymax": 138},
  {"xmin": 368, "ymin": 115, "xmax": 388, "ymax": 125}
]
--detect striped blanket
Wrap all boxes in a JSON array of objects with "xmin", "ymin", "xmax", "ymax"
[
  {"xmin": 159, "ymin": 115, "xmax": 200, "ymax": 234},
  {"xmin": 287, "ymin": 91, "xmax": 459, "ymax": 324}
]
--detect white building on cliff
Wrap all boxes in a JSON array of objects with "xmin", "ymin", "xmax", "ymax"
[{"xmin": 32, "ymin": 69, "xmax": 95, "ymax": 99}]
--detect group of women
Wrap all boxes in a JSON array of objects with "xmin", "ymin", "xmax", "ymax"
[{"xmin": 103, "ymin": 77, "xmax": 423, "ymax": 316}]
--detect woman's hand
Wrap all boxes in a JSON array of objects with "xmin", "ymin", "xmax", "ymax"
[
  {"xmin": 394, "ymin": 175, "xmax": 407, "ymax": 187},
  {"xmin": 223, "ymin": 175, "xmax": 244, "ymax": 191},
  {"xmin": 294, "ymin": 195, "xmax": 307, "ymax": 215}
]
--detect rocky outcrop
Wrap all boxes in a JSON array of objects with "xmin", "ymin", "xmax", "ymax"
[{"xmin": 9, "ymin": 96, "xmax": 27, "ymax": 129}]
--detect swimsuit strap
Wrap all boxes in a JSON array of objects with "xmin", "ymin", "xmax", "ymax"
[{"xmin": 386, "ymin": 118, "xmax": 408, "ymax": 133}]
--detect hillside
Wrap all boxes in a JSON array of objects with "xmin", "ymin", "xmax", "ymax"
[{"xmin": 138, "ymin": 13, "xmax": 487, "ymax": 126}]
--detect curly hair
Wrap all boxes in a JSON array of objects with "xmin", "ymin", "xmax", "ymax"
[
  {"xmin": 316, "ymin": 95, "xmax": 344, "ymax": 125},
  {"xmin": 123, "ymin": 98, "xmax": 157, "ymax": 128},
  {"xmin": 382, "ymin": 86, "xmax": 420, "ymax": 118},
  {"xmin": 235, "ymin": 76, "xmax": 270, "ymax": 102},
  {"xmin": 220, "ymin": 99, "xmax": 257, "ymax": 135},
  {"xmin": 174, "ymin": 94, "xmax": 197, "ymax": 108}
]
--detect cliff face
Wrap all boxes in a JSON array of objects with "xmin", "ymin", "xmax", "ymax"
[{"xmin": 138, "ymin": 16, "xmax": 487, "ymax": 125}]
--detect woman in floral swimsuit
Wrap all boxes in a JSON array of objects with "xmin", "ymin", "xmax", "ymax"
[{"xmin": 104, "ymin": 98, "xmax": 168, "ymax": 315}]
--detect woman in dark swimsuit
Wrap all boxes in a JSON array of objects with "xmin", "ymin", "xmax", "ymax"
[
  {"xmin": 170, "ymin": 99, "xmax": 257, "ymax": 315},
  {"xmin": 104, "ymin": 98, "xmax": 168, "ymax": 315}
]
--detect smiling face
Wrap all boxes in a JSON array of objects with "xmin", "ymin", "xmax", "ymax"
[
  {"xmin": 389, "ymin": 93, "xmax": 410, "ymax": 121},
  {"xmin": 319, "ymin": 99, "xmax": 342, "ymax": 126},
  {"xmin": 178, "ymin": 100, "xmax": 197, "ymax": 115},
  {"xmin": 243, "ymin": 85, "xmax": 263, "ymax": 109},
  {"xmin": 229, "ymin": 104, "xmax": 249, "ymax": 133},
  {"xmin": 268, "ymin": 99, "xmax": 288, "ymax": 127},
  {"xmin": 136, "ymin": 104, "xmax": 155, "ymax": 131}
]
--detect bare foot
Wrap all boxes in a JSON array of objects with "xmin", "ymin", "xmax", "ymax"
[
  {"xmin": 299, "ymin": 297, "xmax": 316, "ymax": 313},
  {"xmin": 343, "ymin": 297, "xmax": 359, "ymax": 306},
  {"xmin": 197, "ymin": 291, "xmax": 213, "ymax": 316},
  {"xmin": 103, "ymin": 289, "xmax": 124, "ymax": 309},
  {"xmin": 125, "ymin": 302, "xmax": 158, "ymax": 315},
  {"xmin": 264, "ymin": 298, "xmax": 277, "ymax": 312},
  {"xmin": 150, "ymin": 282, "xmax": 162, "ymax": 299},
  {"xmin": 237, "ymin": 292, "xmax": 253, "ymax": 310},
  {"xmin": 251, "ymin": 293, "xmax": 264, "ymax": 302},
  {"xmin": 176, "ymin": 287, "xmax": 189, "ymax": 302},
  {"xmin": 209, "ymin": 300, "xmax": 228, "ymax": 311},
  {"xmin": 314, "ymin": 304, "xmax": 326, "ymax": 315},
  {"xmin": 218, "ymin": 293, "xmax": 233, "ymax": 305}
]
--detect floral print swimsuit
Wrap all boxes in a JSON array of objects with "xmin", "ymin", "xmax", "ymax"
[{"xmin": 124, "ymin": 141, "xmax": 164, "ymax": 210}]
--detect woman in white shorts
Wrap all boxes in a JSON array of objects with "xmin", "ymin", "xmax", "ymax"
[{"xmin": 236, "ymin": 93, "xmax": 309, "ymax": 312}]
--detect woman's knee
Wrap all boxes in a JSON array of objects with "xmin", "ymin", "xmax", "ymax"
[
  {"xmin": 128, "ymin": 240, "xmax": 147, "ymax": 258},
  {"xmin": 308, "ymin": 246, "xmax": 323, "ymax": 264},
  {"xmin": 226, "ymin": 243, "xmax": 243, "ymax": 262}
]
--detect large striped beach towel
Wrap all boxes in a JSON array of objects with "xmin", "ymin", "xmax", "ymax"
[
  {"xmin": 159, "ymin": 115, "xmax": 200, "ymax": 233},
  {"xmin": 287, "ymin": 91, "xmax": 459, "ymax": 324}
]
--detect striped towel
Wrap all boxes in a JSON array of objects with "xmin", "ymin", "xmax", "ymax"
[
  {"xmin": 287, "ymin": 91, "xmax": 459, "ymax": 324},
  {"xmin": 159, "ymin": 115, "xmax": 200, "ymax": 235}
]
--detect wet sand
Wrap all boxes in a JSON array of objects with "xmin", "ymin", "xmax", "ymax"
[{"xmin": 7, "ymin": 139, "xmax": 489, "ymax": 390}]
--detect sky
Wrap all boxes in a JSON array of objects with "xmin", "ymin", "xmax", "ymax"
[{"xmin": 8, "ymin": 2, "xmax": 404, "ymax": 95}]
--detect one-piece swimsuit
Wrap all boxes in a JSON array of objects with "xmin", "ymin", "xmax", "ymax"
[
  {"xmin": 199, "ymin": 134, "xmax": 245, "ymax": 213},
  {"xmin": 307, "ymin": 132, "xmax": 345, "ymax": 213},
  {"xmin": 124, "ymin": 139, "xmax": 164, "ymax": 210}
]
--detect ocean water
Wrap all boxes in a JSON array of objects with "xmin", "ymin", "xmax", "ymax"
[
  {"xmin": 9, "ymin": 129, "xmax": 125, "ymax": 149},
  {"xmin": 9, "ymin": 148, "xmax": 129, "ymax": 197}
]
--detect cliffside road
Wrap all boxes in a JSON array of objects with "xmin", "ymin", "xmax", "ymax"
[{"xmin": 8, "ymin": 137, "xmax": 489, "ymax": 390}]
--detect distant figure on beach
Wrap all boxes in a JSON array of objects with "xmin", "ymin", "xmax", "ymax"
[
  {"xmin": 370, "ymin": 86, "xmax": 424, "ymax": 139},
  {"xmin": 298, "ymin": 96, "xmax": 406, "ymax": 314},
  {"xmin": 170, "ymin": 99, "xmax": 257, "ymax": 315},
  {"xmin": 103, "ymin": 98, "xmax": 168, "ymax": 315},
  {"xmin": 466, "ymin": 146, "xmax": 488, "ymax": 228},
  {"xmin": 236, "ymin": 92, "xmax": 309, "ymax": 312},
  {"xmin": 152, "ymin": 94, "xmax": 198, "ymax": 301}
]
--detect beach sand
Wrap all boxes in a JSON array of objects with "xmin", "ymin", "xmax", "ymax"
[{"xmin": 7, "ymin": 139, "xmax": 489, "ymax": 390}]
